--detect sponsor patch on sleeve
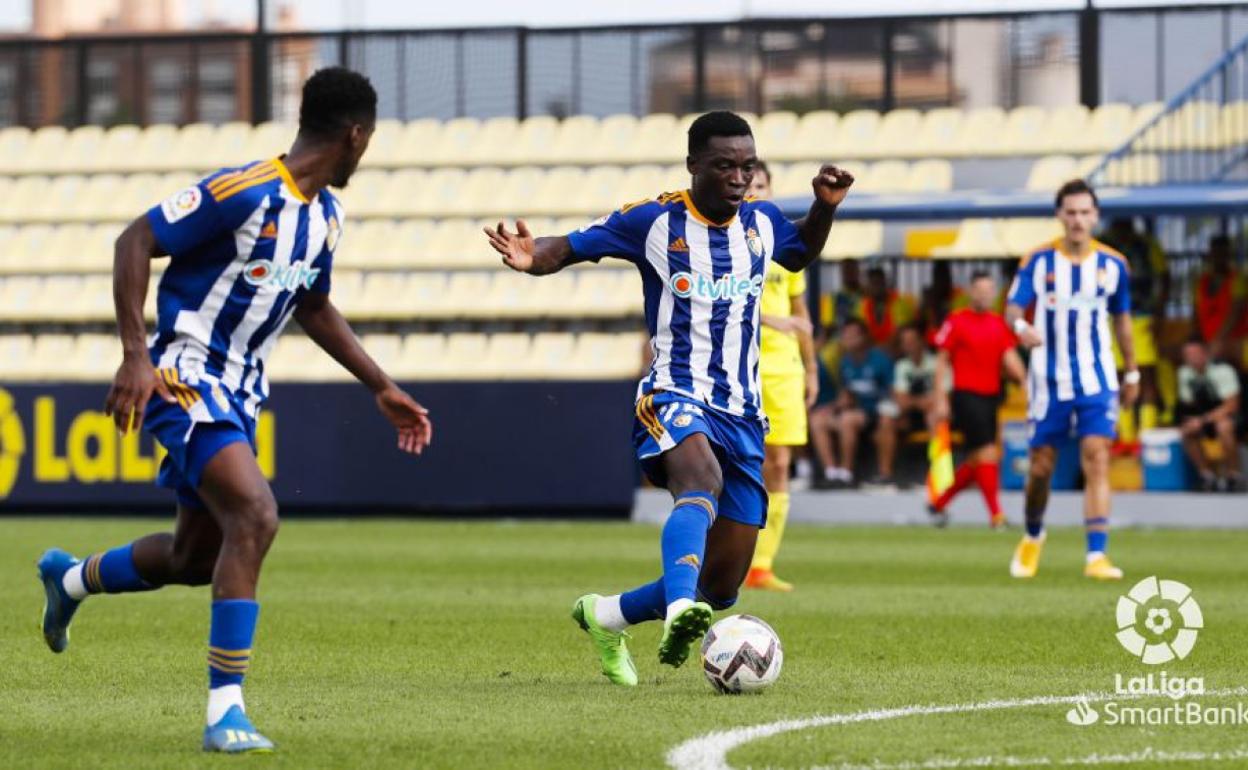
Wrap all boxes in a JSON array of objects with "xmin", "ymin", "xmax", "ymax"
[{"xmin": 161, "ymin": 186, "xmax": 203, "ymax": 224}]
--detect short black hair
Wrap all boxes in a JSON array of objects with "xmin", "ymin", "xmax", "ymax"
[
  {"xmin": 970, "ymin": 269, "xmax": 994, "ymax": 283},
  {"xmin": 299, "ymin": 67, "xmax": 377, "ymax": 141},
  {"xmin": 841, "ymin": 317, "xmax": 869, "ymax": 335},
  {"xmin": 688, "ymin": 111, "xmax": 753, "ymax": 156},
  {"xmin": 1055, "ymin": 178, "xmax": 1099, "ymax": 209}
]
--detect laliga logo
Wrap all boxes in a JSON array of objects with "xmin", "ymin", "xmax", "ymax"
[
  {"xmin": 1115, "ymin": 576, "xmax": 1202, "ymax": 665},
  {"xmin": 669, "ymin": 272, "xmax": 763, "ymax": 301},
  {"xmin": 0, "ymin": 388, "xmax": 25, "ymax": 498}
]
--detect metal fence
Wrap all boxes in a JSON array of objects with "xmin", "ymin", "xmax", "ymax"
[{"xmin": 1, "ymin": 4, "xmax": 1246, "ymax": 130}]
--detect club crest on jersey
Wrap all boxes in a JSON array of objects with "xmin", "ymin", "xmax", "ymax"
[
  {"xmin": 745, "ymin": 227, "xmax": 764, "ymax": 258},
  {"xmin": 244, "ymin": 259, "xmax": 321, "ymax": 291},
  {"xmin": 669, "ymin": 271, "xmax": 764, "ymax": 301},
  {"xmin": 160, "ymin": 186, "xmax": 202, "ymax": 224},
  {"xmin": 326, "ymin": 215, "xmax": 341, "ymax": 252}
]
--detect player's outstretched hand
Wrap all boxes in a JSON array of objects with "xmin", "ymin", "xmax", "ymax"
[
  {"xmin": 813, "ymin": 164, "xmax": 855, "ymax": 208},
  {"xmin": 376, "ymin": 386, "xmax": 433, "ymax": 455},
  {"xmin": 484, "ymin": 219, "xmax": 536, "ymax": 273},
  {"xmin": 104, "ymin": 353, "xmax": 176, "ymax": 434}
]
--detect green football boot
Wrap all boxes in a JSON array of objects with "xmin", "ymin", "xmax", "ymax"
[
  {"xmin": 571, "ymin": 594, "xmax": 638, "ymax": 687},
  {"xmin": 657, "ymin": 601, "xmax": 713, "ymax": 668}
]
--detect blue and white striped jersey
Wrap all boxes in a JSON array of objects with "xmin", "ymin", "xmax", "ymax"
[
  {"xmin": 1007, "ymin": 240, "xmax": 1131, "ymax": 413},
  {"xmin": 145, "ymin": 157, "xmax": 342, "ymax": 418},
  {"xmin": 567, "ymin": 190, "xmax": 806, "ymax": 421}
]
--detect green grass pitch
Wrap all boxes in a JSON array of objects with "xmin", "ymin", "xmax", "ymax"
[{"xmin": 2, "ymin": 518, "xmax": 1246, "ymax": 769}]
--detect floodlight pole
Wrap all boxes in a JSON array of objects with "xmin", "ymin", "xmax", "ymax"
[
  {"xmin": 1078, "ymin": 0, "xmax": 1100, "ymax": 109},
  {"xmin": 251, "ymin": 0, "xmax": 272, "ymax": 124}
]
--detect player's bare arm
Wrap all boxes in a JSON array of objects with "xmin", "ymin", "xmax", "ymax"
[
  {"xmin": 791, "ymin": 297, "xmax": 819, "ymax": 409},
  {"xmin": 1113, "ymin": 312, "xmax": 1140, "ymax": 407},
  {"xmin": 788, "ymin": 164, "xmax": 855, "ymax": 270},
  {"xmin": 1003, "ymin": 347, "xmax": 1027, "ymax": 386},
  {"xmin": 294, "ymin": 292, "xmax": 432, "ymax": 455},
  {"xmin": 105, "ymin": 215, "xmax": 176, "ymax": 434},
  {"xmin": 484, "ymin": 220, "xmax": 573, "ymax": 276}
]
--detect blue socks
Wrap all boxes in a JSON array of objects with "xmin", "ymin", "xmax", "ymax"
[
  {"xmin": 208, "ymin": 599, "xmax": 259, "ymax": 689},
  {"xmin": 1086, "ymin": 517, "xmax": 1109, "ymax": 553},
  {"xmin": 660, "ymin": 491, "xmax": 717, "ymax": 605},
  {"xmin": 619, "ymin": 579, "xmax": 665, "ymax": 624},
  {"xmin": 1024, "ymin": 504, "xmax": 1045, "ymax": 539},
  {"xmin": 81, "ymin": 543, "xmax": 152, "ymax": 594}
]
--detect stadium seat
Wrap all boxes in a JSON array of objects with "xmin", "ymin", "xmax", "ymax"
[
  {"xmin": 755, "ymin": 111, "xmax": 800, "ymax": 161},
  {"xmin": 631, "ymin": 113, "xmax": 681, "ymax": 163},
  {"xmin": 429, "ymin": 117, "xmax": 481, "ymax": 166},
  {"xmin": 930, "ymin": 219, "xmax": 1008, "ymax": 258},
  {"xmin": 28, "ymin": 334, "xmax": 78, "ymax": 377},
  {"xmin": 954, "ymin": 107, "xmax": 1007, "ymax": 157},
  {"xmin": 335, "ymin": 219, "xmax": 390, "ymax": 269},
  {"xmin": 467, "ymin": 116, "xmax": 520, "ymax": 165},
  {"xmin": 525, "ymin": 332, "xmax": 577, "ymax": 378},
  {"xmin": 1219, "ymin": 101, "xmax": 1248, "ymax": 147},
  {"xmin": 0, "ymin": 126, "xmax": 30, "ymax": 174},
  {"xmin": 396, "ymin": 333, "xmax": 446, "ymax": 380},
  {"xmin": 360, "ymin": 333, "xmax": 404, "ymax": 373},
  {"xmin": 59, "ymin": 125, "xmax": 106, "ymax": 174},
  {"xmin": 1140, "ymin": 100, "xmax": 1221, "ymax": 151},
  {"xmin": 203, "ymin": 122, "xmax": 254, "ymax": 170},
  {"xmin": 495, "ymin": 165, "xmax": 546, "ymax": 215},
  {"xmin": 531, "ymin": 166, "xmax": 589, "ymax": 215},
  {"xmin": 831, "ymin": 109, "xmax": 881, "ymax": 158},
  {"xmin": 440, "ymin": 271, "xmax": 493, "ymax": 318},
  {"xmin": 267, "ymin": 335, "xmax": 345, "ymax": 381},
  {"xmin": 595, "ymin": 114, "xmax": 640, "ymax": 165},
  {"xmin": 442, "ymin": 332, "xmax": 490, "ymax": 377},
  {"xmin": 568, "ymin": 332, "xmax": 643, "ymax": 379},
  {"xmin": 872, "ymin": 109, "xmax": 923, "ymax": 159},
  {"xmin": 375, "ymin": 219, "xmax": 438, "ymax": 268},
  {"xmin": 325, "ymin": 270, "xmax": 364, "ymax": 317},
  {"xmin": 359, "ymin": 119, "xmax": 405, "ymax": 168},
  {"xmin": 1040, "ymin": 104, "xmax": 1090, "ymax": 155},
  {"xmin": 1002, "ymin": 218, "xmax": 1062, "ymax": 256},
  {"xmin": 791, "ymin": 110, "xmax": 839, "ymax": 161},
  {"xmin": 69, "ymin": 334, "xmax": 120, "ymax": 380},
  {"xmin": 1101, "ymin": 153, "xmax": 1162, "ymax": 186},
  {"xmin": 1025, "ymin": 155, "xmax": 1077, "ymax": 191},
  {"xmin": 907, "ymin": 158, "xmax": 954, "ymax": 192},
  {"xmin": 389, "ymin": 118, "xmax": 444, "ymax": 167},
  {"xmin": 130, "ymin": 123, "xmax": 181, "ymax": 172},
  {"xmin": 548, "ymin": 115, "xmax": 602, "ymax": 165},
  {"xmin": 508, "ymin": 115, "xmax": 560, "ymax": 165},
  {"xmin": 0, "ymin": 334, "xmax": 34, "ymax": 379},
  {"xmin": 21, "ymin": 126, "xmax": 69, "ymax": 174},
  {"xmin": 860, "ymin": 160, "xmax": 909, "ymax": 193},
  {"xmin": 915, "ymin": 108, "xmax": 964, "ymax": 157},
  {"xmin": 480, "ymin": 332, "xmax": 534, "ymax": 378},
  {"xmin": 1002, "ymin": 106, "xmax": 1049, "ymax": 156},
  {"xmin": 3, "ymin": 176, "xmax": 50, "ymax": 223},
  {"xmin": 822, "ymin": 220, "xmax": 883, "ymax": 260}
]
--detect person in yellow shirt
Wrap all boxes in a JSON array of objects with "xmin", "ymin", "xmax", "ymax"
[{"xmin": 745, "ymin": 161, "xmax": 818, "ymax": 592}]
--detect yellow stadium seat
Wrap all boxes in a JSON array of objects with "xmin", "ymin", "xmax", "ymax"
[
  {"xmin": 525, "ymin": 332, "xmax": 577, "ymax": 378},
  {"xmin": 0, "ymin": 126, "xmax": 30, "ymax": 174},
  {"xmin": 35, "ymin": 174, "xmax": 93, "ymax": 223},
  {"xmin": 354, "ymin": 272, "xmax": 413, "ymax": 320},
  {"xmin": 59, "ymin": 125, "xmax": 106, "ymax": 173},
  {"xmin": 1040, "ymin": 104, "xmax": 1090, "ymax": 155},
  {"xmin": 402, "ymin": 272, "xmax": 452, "ymax": 318},
  {"xmin": 1219, "ymin": 101, "xmax": 1248, "ymax": 147},
  {"xmin": 1082, "ymin": 103, "xmax": 1134, "ymax": 154},
  {"xmin": 531, "ymin": 166, "xmax": 588, "ymax": 216},
  {"xmin": 954, "ymin": 107, "xmax": 1007, "ymax": 157},
  {"xmin": 165, "ymin": 123, "xmax": 218, "ymax": 172},
  {"xmin": 0, "ymin": 335, "xmax": 34, "ymax": 379},
  {"xmin": 548, "ymin": 115, "xmax": 602, "ymax": 165},
  {"xmin": 359, "ymin": 119, "xmax": 404, "ymax": 168},
  {"xmin": 831, "ymin": 110, "xmax": 880, "ymax": 158},
  {"xmin": 410, "ymin": 167, "xmax": 467, "ymax": 217},
  {"xmin": 1003, "ymin": 218, "xmax": 1062, "ymax": 256},
  {"xmin": 379, "ymin": 168, "xmax": 428, "ymax": 218},
  {"xmin": 372, "ymin": 219, "xmax": 436, "ymax": 268},
  {"xmin": 508, "ymin": 115, "xmax": 560, "ymax": 165},
  {"xmin": 396, "ymin": 333, "xmax": 446, "ymax": 380},
  {"xmin": 8, "ymin": 225, "xmax": 56, "ymax": 269},
  {"xmin": 930, "ymin": 219, "xmax": 1008, "ymax": 258},
  {"xmin": 441, "ymin": 271, "xmax": 493, "ymax": 318},
  {"xmin": 0, "ymin": 225, "xmax": 16, "ymax": 272},
  {"xmin": 631, "ymin": 113, "xmax": 680, "ymax": 163},
  {"xmin": 860, "ymin": 160, "xmax": 909, "ymax": 193},
  {"xmin": 324, "ymin": 270, "xmax": 363, "ymax": 316},
  {"xmin": 821, "ymin": 220, "xmax": 883, "ymax": 260},
  {"xmin": 467, "ymin": 116, "xmax": 520, "ymax": 165},
  {"xmin": 1002, "ymin": 106, "xmax": 1049, "ymax": 156},
  {"xmin": 107, "ymin": 173, "xmax": 166, "ymax": 221},
  {"xmin": 1101, "ymin": 153, "xmax": 1162, "ymax": 186},
  {"xmin": 129, "ymin": 124, "xmax": 179, "ymax": 172},
  {"xmin": 335, "ymin": 219, "xmax": 390, "ymax": 269},
  {"xmin": 29, "ymin": 334, "xmax": 78, "ymax": 378},
  {"xmin": 907, "ymin": 159, "xmax": 953, "ymax": 192},
  {"xmin": 4, "ymin": 176, "xmax": 50, "ymax": 223},
  {"xmin": 570, "ymin": 332, "xmax": 644, "ymax": 379},
  {"xmin": 35, "ymin": 276, "xmax": 89, "ymax": 322},
  {"xmin": 769, "ymin": 162, "xmax": 808, "ymax": 199},
  {"xmin": 69, "ymin": 334, "xmax": 121, "ymax": 380},
  {"xmin": 360, "ymin": 333, "xmax": 404, "ymax": 373},
  {"xmin": 429, "ymin": 117, "xmax": 481, "ymax": 166},
  {"xmin": 1141, "ymin": 100, "xmax": 1220, "ymax": 151},
  {"xmin": 267, "ymin": 335, "xmax": 343, "ymax": 382},
  {"xmin": 596, "ymin": 114, "xmax": 640, "ymax": 164},
  {"xmin": 1026, "ymin": 155, "xmax": 1077, "ymax": 191},
  {"xmin": 481, "ymin": 332, "xmax": 534, "ymax": 378},
  {"xmin": 871, "ymin": 109, "xmax": 922, "ymax": 159},
  {"xmin": 203, "ymin": 122, "xmax": 254, "ymax": 170},
  {"xmin": 755, "ymin": 111, "xmax": 800, "ymax": 161},
  {"xmin": 495, "ymin": 166, "xmax": 546, "ymax": 216},
  {"xmin": 480, "ymin": 271, "xmax": 560, "ymax": 319},
  {"xmin": 337, "ymin": 168, "xmax": 389, "ymax": 218},
  {"xmin": 21, "ymin": 126, "xmax": 69, "ymax": 174},
  {"xmin": 96, "ymin": 125, "xmax": 145, "ymax": 173},
  {"xmin": 441, "ymin": 167, "xmax": 504, "ymax": 217},
  {"xmin": 443, "ymin": 333, "xmax": 490, "ymax": 378},
  {"xmin": 46, "ymin": 224, "xmax": 96, "ymax": 272},
  {"xmin": 655, "ymin": 162, "xmax": 686, "ymax": 193},
  {"xmin": 619, "ymin": 164, "xmax": 666, "ymax": 201},
  {"xmin": 567, "ymin": 271, "xmax": 637, "ymax": 317},
  {"xmin": 915, "ymin": 108, "xmax": 963, "ymax": 157},
  {"xmin": 385, "ymin": 118, "xmax": 443, "ymax": 167},
  {"xmin": 425, "ymin": 219, "xmax": 494, "ymax": 269}
]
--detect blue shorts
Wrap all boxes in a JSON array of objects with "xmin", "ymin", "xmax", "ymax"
[
  {"xmin": 633, "ymin": 391, "xmax": 769, "ymax": 528},
  {"xmin": 143, "ymin": 370, "xmax": 256, "ymax": 509},
  {"xmin": 1029, "ymin": 390, "xmax": 1119, "ymax": 448}
]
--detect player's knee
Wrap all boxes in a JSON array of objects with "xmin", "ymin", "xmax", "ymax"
[
  {"xmin": 229, "ymin": 490, "xmax": 280, "ymax": 551},
  {"xmin": 170, "ymin": 546, "xmax": 216, "ymax": 586},
  {"xmin": 762, "ymin": 453, "xmax": 787, "ymax": 479}
]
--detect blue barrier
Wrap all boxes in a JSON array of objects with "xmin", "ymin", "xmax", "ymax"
[{"xmin": 0, "ymin": 381, "xmax": 638, "ymax": 514}]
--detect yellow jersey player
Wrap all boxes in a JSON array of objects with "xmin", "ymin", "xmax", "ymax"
[{"xmin": 745, "ymin": 160, "xmax": 818, "ymax": 592}]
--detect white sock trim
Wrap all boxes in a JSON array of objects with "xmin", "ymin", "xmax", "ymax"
[
  {"xmin": 207, "ymin": 684, "xmax": 245, "ymax": 726},
  {"xmin": 62, "ymin": 562, "xmax": 88, "ymax": 600},
  {"xmin": 593, "ymin": 594, "xmax": 629, "ymax": 633},
  {"xmin": 1086, "ymin": 550, "xmax": 1105, "ymax": 563}
]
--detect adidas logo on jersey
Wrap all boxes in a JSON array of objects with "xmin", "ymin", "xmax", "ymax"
[{"xmin": 669, "ymin": 237, "xmax": 689, "ymax": 252}]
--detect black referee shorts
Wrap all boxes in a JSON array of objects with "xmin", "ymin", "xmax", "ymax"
[{"xmin": 951, "ymin": 390, "xmax": 1000, "ymax": 451}]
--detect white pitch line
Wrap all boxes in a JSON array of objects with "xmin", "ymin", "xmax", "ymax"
[
  {"xmin": 666, "ymin": 687, "xmax": 1248, "ymax": 770},
  {"xmin": 809, "ymin": 745, "xmax": 1248, "ymax": 770}
]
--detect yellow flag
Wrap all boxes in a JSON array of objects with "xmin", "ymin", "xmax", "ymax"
[{"xmin": 927, "ymin": 420, "xmax": 954, "ymax": 505}]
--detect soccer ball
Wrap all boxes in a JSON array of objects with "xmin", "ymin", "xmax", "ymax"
[{"xmin": 700, "ymin": 614, "xmax": 783, "ymax": 694}]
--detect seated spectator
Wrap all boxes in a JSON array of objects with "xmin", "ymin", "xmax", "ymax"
[
  {"xmin": 822, "ymin": 258, "xmax": 864, "ymax": 330},
  {"xmin": 822, "ymin": 318, "xmax": 897, "ymax": 488},
  {"xmin": 893, "ymin": 324, "xmax": 937, "ymax": 432},
  {"xmin": 858, "ymin": 265, "xmax": 915, "ymax": 353},
  {"xmin": 1193, "ymin": 235, "xmax": 1248, "ymax": 370},
  {"xmin": 1177, "ymin": 338, "xmax": 1243, "ymax": 492}
]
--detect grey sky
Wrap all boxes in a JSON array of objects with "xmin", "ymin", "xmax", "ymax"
[{"xmin": 0, "ymin": 0, "xmax": 1238, "ymax": 32}]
